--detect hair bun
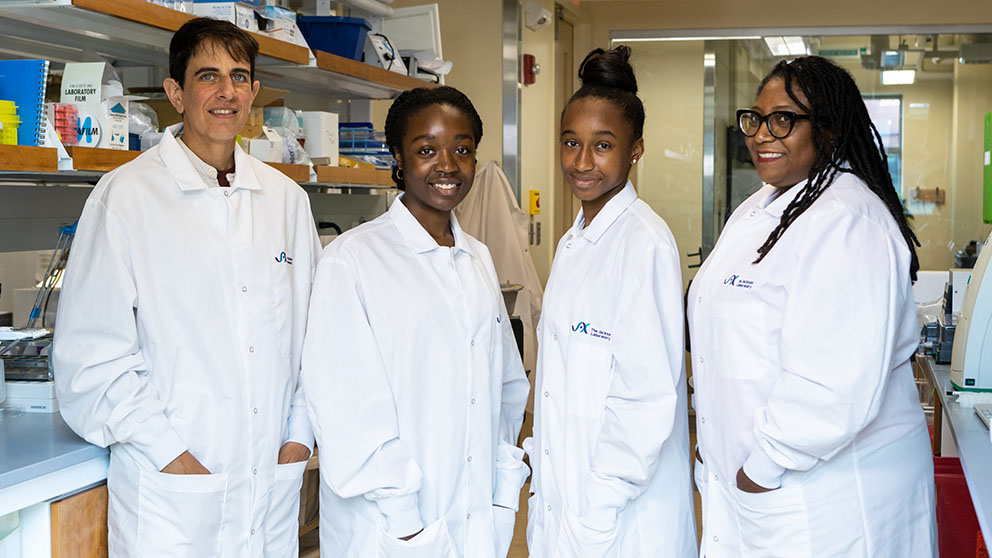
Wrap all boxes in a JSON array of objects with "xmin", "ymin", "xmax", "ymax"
[{"xmin": 577, "ymin": 46, "xmax": 637, "ymax": 94}]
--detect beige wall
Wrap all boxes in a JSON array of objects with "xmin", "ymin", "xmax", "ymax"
[
  {"xmin": 951, "ymin": 62, "xmax": 992, "ymax": 251},
  {"xmin": 520, "ymin": 0, "xmax": 558, "ymax": 284},
  {"xmin": 372, "ymin": 0, "xmax": 503, "ymax": 167}
]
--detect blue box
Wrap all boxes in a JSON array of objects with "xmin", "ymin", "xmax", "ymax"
[{"xmin": 296, "ymin": 16, "xmax": 370, "ymax": 61}]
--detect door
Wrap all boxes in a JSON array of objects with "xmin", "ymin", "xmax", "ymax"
[{"xmin": 554, "ymin": 13, "xmax": 578, "ymax": 245}]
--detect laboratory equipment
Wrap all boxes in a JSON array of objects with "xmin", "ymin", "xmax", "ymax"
[{"xmin": 950, "ymin": 231, "xmax": 992, "ymax": 390}]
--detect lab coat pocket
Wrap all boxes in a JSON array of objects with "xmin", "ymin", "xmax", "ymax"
[
  {"xmin": 493, "ymin": 505, "xmax": 517, "ymax": 558},
  {"xmin": 711, "ymin": 300, "xmax": 770, "ymax": 380},
  {"xmin": 136, "ymin": 470, "xmax": 228, "ymax": 558},
  {"xmin": 565, "ymin": 341, "xmax": 613, "ymax": 417},
  {"xmin": 553, "ymin": 506, "xmax": 621, "ymax": 558},
  {"xmin": 262, "ymin": 460, "xmax": 308, "ymax": 556},
  {"xmin": 732, "ymin": 483, "xmax": 812, "ymax": 558},
  {"xmin": 375, "ymin": 518, "xmax": 457, "ymax": 558}
]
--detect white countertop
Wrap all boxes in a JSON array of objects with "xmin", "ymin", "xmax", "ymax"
[
  {"xmin": 0, "ymin": 412, "xmax": 106, "ymax": 490},
  {"xmin": 920, "ymin": 356, "xmax": 992, "ymax": 543}
]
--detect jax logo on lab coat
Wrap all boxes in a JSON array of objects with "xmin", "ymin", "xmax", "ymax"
[
  {"xmin": 572, "ymin": 321, "xmax": 612, "ymax": 341},
  {"xmin": 724, "ymin": 274, "xmax": 754, "ymax": 289},
  {"xmin": 274, "ymin": 252, "xmax": 293, "ymax": 265}
]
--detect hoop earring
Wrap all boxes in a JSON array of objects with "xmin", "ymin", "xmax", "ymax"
[{"xmin": 397, "ymin": 168, "xmax": 404, "ymax": 180}]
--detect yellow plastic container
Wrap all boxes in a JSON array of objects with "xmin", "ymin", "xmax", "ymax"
[{"xmin": 0, "ymin": 117, "xmax": 20, "ymax": 145}]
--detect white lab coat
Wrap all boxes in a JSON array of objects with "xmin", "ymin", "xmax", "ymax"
[
  {"xmin": 301, "ymin": 196, "xmax": 531, "ymax": 558},
  {"xmin": 527, "ymin": 183, "xmax": 697, "ymax": 558},
  {"xmin": 53, "ymin": 126, "xmax": 320, "ymax": 558},
  {"xmin": 687, "ymin": 171, "xmax": 937, "ymax": 557}
]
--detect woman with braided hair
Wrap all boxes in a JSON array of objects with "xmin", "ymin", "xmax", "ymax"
[
  {"xmin": 688, "ymin": 56, "xmax": 936, "ymax": 557},
  {"xmin": 302, "ymin": 86, "xmax": 530, "ymax": 557}
]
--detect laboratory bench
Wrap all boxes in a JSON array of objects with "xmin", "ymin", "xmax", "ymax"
[
  {"xmin": 0, "ymin": 412, "xmax": 109, "ymax": 557},
  {"xmin": 919, "ymin": 355, "xmax": 992, "ymax": 545}
]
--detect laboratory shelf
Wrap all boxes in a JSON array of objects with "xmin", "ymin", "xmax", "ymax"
[
  {"xmin": 0, "ymin": 0, "xmax": 435, "ymax": 99},
  {"xmin": 0, "ymin": 144, "xmax": 57, "ymax": 172},
  {"xmin": 0, "ymin": 0, "xmax": 307, "ymax": 67},
  {"xmin": 266, "ymin": 162, "xmax": 310, "ymax": 182},
  {"xmin": 315, "ymin": 165, "xmax": 393, "ymax": 187},
  {"xmin": 921, "ymin": 356, "xmax": 992, "ymax": 544},
  {"xmin": 64, "ymin": 146, "xmax": 140, "ymax": 172}
]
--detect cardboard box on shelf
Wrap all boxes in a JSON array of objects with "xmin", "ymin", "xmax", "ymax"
[
  {"xmin": 300, "ymin": 111, "xmax": 338, "ymax": 164},
  {"xmin": 192, "ymin": 1, "xmax": 259, "ymax": 32}
]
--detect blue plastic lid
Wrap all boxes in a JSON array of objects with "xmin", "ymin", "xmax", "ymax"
[{"xmin": 297, "ymin": 15, "xmax": 370, "ymax": 29}]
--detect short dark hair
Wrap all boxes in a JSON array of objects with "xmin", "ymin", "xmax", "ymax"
[
  {"xmin": 751, "ymin": 56, "xmax": 920, "ymax": 280},
  {"xmin": 169, "ymin": 17, "xmax": 259, "ymax": 86},
  {"xmin": 565, "ymin": 46, "xmax": 645, "ymax": 141},
  {"xmin": 384, "ymin": 86, "xmax": 483, "ymax": 190}
]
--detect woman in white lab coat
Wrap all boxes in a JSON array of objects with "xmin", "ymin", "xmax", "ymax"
[
  {"xmin": 688, "ymin": 56, "xmax": 937, "ymax": 557},
  {"xmin": 526, "ymin": 46, "xmax": 697, "ymax": 557},
  {"xmin": 301, "ymin": 86, "xmax": 530, "ymax": 558}
]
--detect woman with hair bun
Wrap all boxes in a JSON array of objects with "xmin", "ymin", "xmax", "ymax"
[
  {"xmin": 525, "ymin": 46, "xmax": 697, "ymax": 557},
  {"xmin": 302, "ymin": 86, "xmax": 530, "ymax": 558}
]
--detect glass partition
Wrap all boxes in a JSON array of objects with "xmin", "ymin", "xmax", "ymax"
[{"xmin": 619, "ymin": 31, "xmax": 992, "ymax": 274}]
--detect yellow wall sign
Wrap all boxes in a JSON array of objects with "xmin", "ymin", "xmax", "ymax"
[{"xmin": 529, "ymin": 189, "xmax": 541, "ymax": 215}]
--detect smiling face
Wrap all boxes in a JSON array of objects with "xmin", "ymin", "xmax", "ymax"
[
  {"xmin": 395, "ymin": 103, "xmax": 478, "ymax": 221},
  {"xmin": 745, "ymin": 77, "xmax": 818, "ymax": 189},
  {"xmin": 560, "ymin": 96, "xmax": 643, "ymax": 224},
  {"xmin": 164, "ymin": 40, "xmax": 259, "ymax": 157}
]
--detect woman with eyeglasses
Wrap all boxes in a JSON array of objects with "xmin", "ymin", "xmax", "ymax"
[{"xmin": 687, "ymin": 56, "xmax": 936, "ymax": 557}]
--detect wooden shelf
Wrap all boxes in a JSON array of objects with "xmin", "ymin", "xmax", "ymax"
[
  {"xmin": 315, "ymin": 166, "xmax": 393, "ymax": 186},
  {"xmin": 71, "ymin": 0, "xmax": 310, "ymax": 65},
  {"xmin": 314, "ymin": 50, "xmax": 438, "ymax": 93},
  {"xmin": 266, "ymin": 162, "xmax": 310, "ymax": 182},
  {"xmin": 0, "ymin": 145, "xmax": 58, "ymax": 173},
  {"xmin": 65, "ymin": 146, "xmax": 140, "ymax": 172}
]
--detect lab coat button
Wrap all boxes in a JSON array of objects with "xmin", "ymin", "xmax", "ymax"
[
  {"xmin": 566, "ymin": 242, "xmax": 572, "ymax": 249},
  {"xmin": 697, "ymin": 296, "xmax": 702, "ymax": 303},
  {"xmin": 544, "ymin": 391, "xmax": 549, "ymax": 398},
  {"xmin": 253, "ymin": 407, "xmax": 258, "ymax": 414},
  {"xmin": 467, "ymin": 456, "xmax": 473, "ymax": 462},
  {"xmin": 713, "ymin": 535, "xmax": 719, "ymax": 542},
  {"xmin": 242, "ymin": 286, "xmax": 247, "ymax": 293},
  {"xmin": 701, "ymin": 417, "xmax": 705, "ymax": 424},
  {"xmin": 252, "ymin": 468, "xmax": 257, "ymax": 475},
  {"xmin": 251, "ymin": 529, "xmax": 255, "ymax": 536},
  {"xmin": 224, "ymin": 191, "xmax": 230, "ymax": 197},
  {"xmin": 713, "ymin": 474, "xmax": 719, "ymax": 481},
  {"xmin": 544, "ymin": 449, "xmax": 549, "ymax": 455},
  {"xmin": 553, "ymin": 334, "xmax": 558, "ymax": 341},
  {"xmin": 471, "ymin": 398, "xmax": 476, "ymax": 405},
  {"xmin": 471, "ymin": 339, "xmax": 475, "ymax": 347},
  {"xmin": 547, "ymin": 505, "xmax": 552, "ymax": 511},
  {"xmin": 249, "ymin": 346, "xmax": 255, "ymax": 353},
  {"xmin": 467, "ymin": 513, "xmax": 471, "ymax": 520},
  {"xmin": 698, "ymin": 356, "xmax": 704, "ymax": 364}
]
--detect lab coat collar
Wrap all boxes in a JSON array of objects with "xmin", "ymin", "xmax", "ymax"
[
  {"xmin": 389, "ymin": 195, "xmax": 474, "ymax": 256},
  {"xmin": 160, "ymin": 123, "xmax": 260, "ymax": 192},
  {"xmin": 573, "ymin": 181, "xmax": 638, "ymax": 243},
  {"xmin": 757, "ymin": 178, "xmax": 808, "ymax": 218}
]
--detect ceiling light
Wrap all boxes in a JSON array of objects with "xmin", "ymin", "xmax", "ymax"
[
  {"xmin": 764, "ymin": 36, "xmax": 808, "ymax": 57},
  {"xmin": 881, "ymin": 70, "xmax": 916, "ymax": 85}
]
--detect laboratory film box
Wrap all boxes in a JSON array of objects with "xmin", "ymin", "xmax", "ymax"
[
  {"xmin": 192, "ymin": 1, "xmax": 259, "ymax": 32},
  {"xmin": 300, "ymin": 111, "xmax": 338, "ymax": 164}
]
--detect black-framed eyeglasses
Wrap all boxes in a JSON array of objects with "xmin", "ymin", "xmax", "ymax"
[{"xmin": 736, "ymin": 109, "xmax": 810, "ymax": 139}]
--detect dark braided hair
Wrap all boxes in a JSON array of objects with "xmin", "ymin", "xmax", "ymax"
[
  {"xmin": 751, "ymin": 56, "xmax": 920, "ymax": 281},
  {"xmin": 566, "ymin": 46, "xmax": 645, "ymax": 141},
  {"xmin": 384, "ymin": 86, "xmax": 483, "ymax": 190}
]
